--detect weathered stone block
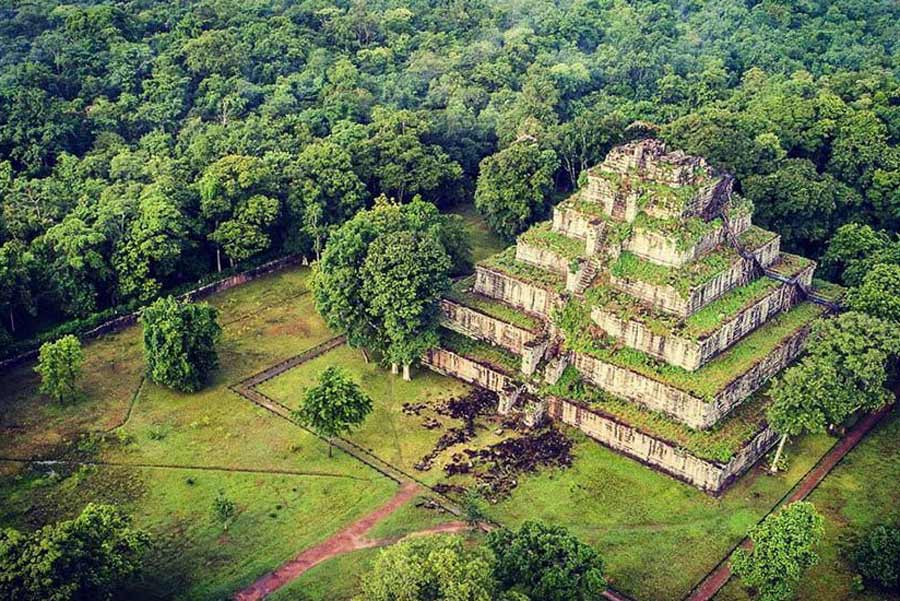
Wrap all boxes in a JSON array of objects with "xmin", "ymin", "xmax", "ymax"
[
  {"xmin": 440, "ymin": 299, "xmax": 539, "ymax": 356},
  {"xmin": 515, "ymin": 241, "xmax": 570, "ymax": 275},
  {"xmin": 473, "ymin": 266, "xmax": 562, "ymax": 319},
  {"xmin": 423, "ymin": 347, "xmax": 513, "ymax": 393},
  {"xmin": 625, "ymin": 212, "xmax": 751, "ymax": 268}
]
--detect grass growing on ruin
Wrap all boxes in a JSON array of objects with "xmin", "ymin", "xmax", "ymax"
[
  {"xmin": 681, "ymin": 277, "xmax": 782, "ymax": 339},
  {"xmin": 713, "ymin": 407, "xmax": 900, "ymax": 601},
  {"xmin": 611, "ymin": 247, "xmax": 737, "ymax": 296},
  {"xmin": 485, "ymin": 426, "xmax": 836, "ymax": 601},
  {"xmin": 583, "ymin": 302, "xmax": 825, "ymax": 400},
  {"xmin": 437, "ymin": 328, "xmax": 521, "ymax": 374},
  {"xmin": 479, "ymin": 246, "xmax": 567, "ymax": 292},
  {"xmin": 544, "ymin": 367, "xmax": 769, "ymax": 463},
  {"xmin": 518, "ymin": 221, "xmax": 585, "ymax": 260},
  {"xmin": 445, "ymin": 277, "xmax": 543, "ymax": 331}
]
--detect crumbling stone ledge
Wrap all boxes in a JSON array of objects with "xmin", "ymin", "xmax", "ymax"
[
  {"xmin": 423, "ymin": 347, "xmax": 514, "ymax": 393},
  {"xmin": 473, "ymin": 265, "xmax": 563, "ymax": 319}
]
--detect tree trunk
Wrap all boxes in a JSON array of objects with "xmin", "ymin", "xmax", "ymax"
[
  {"xmin": 328, "ymin": 440, "xmax": 333, "ymax": 458},
  {"xmin": 770, "ymin": 433, "xmax": 787, "ymax": 473},
  {"xmin": 8, "ymin": 307, "xmax": 14, "ymax": 333},
  {"xmin": 391, "ymin": 362, "xmax": 399, "ymax": 375},
  {"xmin": 402, "ymin": 363, "xmax": 411, "ymax": 381},
  {"xmin": 360, "ymin": 348, "xmax": 370, "ymax": 363},
  {"xmin": 216, "ymin": 246, "xmax": 222, "ymax": 273}
]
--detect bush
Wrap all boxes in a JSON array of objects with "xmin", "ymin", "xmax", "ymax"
[{"xmin": 853, "ymin": 525, "xmax": 900, "ymax": 590}]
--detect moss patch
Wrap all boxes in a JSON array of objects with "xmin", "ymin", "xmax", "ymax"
[
  {"xmin": 438, "ymin": 328, "xmax": 520, "ymax": 374},
  {"xmin": 518, "ymin": 222, "xmax": 585, "ymax": 261}
]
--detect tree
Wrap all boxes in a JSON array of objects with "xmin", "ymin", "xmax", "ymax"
[
  {"xmin": 767, "ymin": 312, "xmax": 900, "ymax": 471},
  {"xmin": 140, "ymin": 296, "xmax": 221, "ymax": 392},
  {"xmin": 35, "ymin": 335, "xmax": 84, "ymax": 404},
  {"xmin": 731, "ymin": 502, "xmax": 824, "ymax": 601},
  {"xmin": 0, "ymin": 503, "xmax": 150, "ymax": 601},
  {"xmin": 313, "ymin": 198, "xmax": 465, "ymax": 369},
  {"xmin": 361, "ymin": 230, "xmax": 451, "ymax": 379},
  {"xmin": 820, "ymin": 223, "xmax": 890, "ymax": 286},
  {"xmin": 487, "ymin": 520, "xmax": 606, "ymax": 601},
  {"xmin": 847, "ymin": 263, "xmax": 900, "ymax": 324},
  {"xmin": 293, "ymin": 366, "xmax": 372, "ymax": 457},
  {"xmin": 212, "ymin": 490, "xmax": 237, "ymax": 531},
  {"xmin": 356, "ymin": 534, "xmax": 495, "ymax": 601},
  {"xmin": 853, "ymin": 525, "xmax": 900, "ymax": 591},
  {"xmin": 0, "ymin": 240, "xmax": 33, "ymax": 333},
  {"xmin": 474, "ymin": 141, "xmax": 558, "ymax": 239}
]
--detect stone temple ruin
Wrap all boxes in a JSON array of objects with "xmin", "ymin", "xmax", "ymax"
[{"xmin": 425, "ymin": 138, "xmax": 841, "ymax": 494}]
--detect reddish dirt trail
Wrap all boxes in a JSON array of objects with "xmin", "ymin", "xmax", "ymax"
[
  {"xmin": 234, "ymin": 482, "xmax": 470, "ymax": 601},
  {"xmin": 685, "ymin": 405, "xmax": 893, "ymax": 601}
]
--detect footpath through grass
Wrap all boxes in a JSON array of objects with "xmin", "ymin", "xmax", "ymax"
[{"xmin": 714, "ymin": 407, "xmax": 900, "ymax": 601}]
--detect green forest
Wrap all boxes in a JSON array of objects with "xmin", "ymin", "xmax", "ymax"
[{"xmin": 1, "ymin": 0, "xmax": 898, "ymax": 358}]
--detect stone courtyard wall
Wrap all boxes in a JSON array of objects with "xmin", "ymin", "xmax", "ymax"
[
  {"xmin": 546, "ymin": 396, "xmax": 778, "ymax": 493},
  {"xmin": 440, "ymin": 299, "xmax": 539, "ymax": 356},
  {"xmin": 473, "ymin": 266, "xmax": 562, "ymax": 319},
  {"xmin": 591, "ymin": 278, "xmax": 797, "ymax": 371},
  {"xmin": 515, "ymin": 241, "xmax": 570, "ymax": 275},
  {"xmin": 423, "ymin": 347, "xmax": 513, "ymax": 393}
]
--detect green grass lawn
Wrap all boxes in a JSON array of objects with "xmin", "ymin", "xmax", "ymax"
[
  {"xmin": 714, "ymin": 407, "xmax": 900, "ymax": 601},
  {"xmin": 267, "ymin": 547, "xmax": 382, "ymax": 601},
  {"xmin": 450, "ymin": 202, "xmax": 508, "ymax": 264},
  {"xmin": 0, "ymin": 266, "xmax": 407, "ymax": 600},
  {"xmin": 482, "ymin": 428, "xmax": 836, "ymax": 601},
  {"xmin": 258, "ymin": 343, "xmax": 511, "ymax": 486}
]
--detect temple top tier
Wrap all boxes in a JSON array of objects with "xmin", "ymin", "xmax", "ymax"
[{"xmin": 582, "ymin": 138, "xmax": 734, "ymax": 222}]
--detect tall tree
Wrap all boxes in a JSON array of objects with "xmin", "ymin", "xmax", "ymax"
[
  {"xmin": 474, "ymin": 141, "xmax": 558, "ymax": 239},
  {"xmin": 35, "ymin": 335, "xmax": 84, "ymax": 404},
  {"xmin": 0, "ymin": 240, "xmax": 33, "ymax": 333},
  {"xmin": 293, "ymin": 366, "xmax": 372, "ymax": 457},
  {"xmin": 141, "ymin": 296, "xmax": 221, "ymax": 393},
  {"xmin": 846, "ymin": 263, "xmax": 900, "ymax": 324},
  {"xmin": 731, "ymin": 502, "xmax": 825, "ymax": 601}
]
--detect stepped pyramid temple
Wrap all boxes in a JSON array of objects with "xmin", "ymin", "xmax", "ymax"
[{"xmin": 426, "ymin": 138, "xmax": 840, "ymax": 493}]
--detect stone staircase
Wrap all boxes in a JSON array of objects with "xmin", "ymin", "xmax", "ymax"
[{"xmin": 573, "ymin": 259, "xmax": 598, "ymax": 295}]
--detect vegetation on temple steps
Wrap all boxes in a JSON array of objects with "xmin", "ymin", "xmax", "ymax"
[
  {"xmin": 479, "ymin": 247, "xmax": 567, "ymax": 292},
  {"xmin": 544, "ymin": 367, "xmax": 768, "ymax": 463},
  {"xmin": 140, "ymin": 296, "xmax": 221, "ymax": 392},
  {"xmin": 438, "ymin": 328, "xmax": 521, "ymax": 374},
  {"xmin": 632, "ymin": 211, "xmax": 721, "ymax": 252},
  {"xmin": 610, "ymin": 248, "xmax": 736, "ymax": 297},
  {"xmin": 293, "ymin": 366, "xmax": 373, "ymax": 458},
  {"xmin": 517, "ymin": 222, "xmax": 585, "ymax": 261},
  {"xmin": 680, "ymin": 277, "xmax": 781, "ymax": 339},
  {"xmin": 445, "ymin": 277, "xmax": 543, "ymax": 332},
  {"xmin": 35, "ymin": 334, "xmax": 84, "ymax": 404}
]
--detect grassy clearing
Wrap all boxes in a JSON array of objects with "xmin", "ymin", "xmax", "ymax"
[
  {"xmin": 485, "ymin": 427, "xmax": 835, "ymax": 601},
  {"xmin": 267, "ymin": 547, "xmax": 382, "ymax": 601},
  {"xmin": 544, "ymin": 367, "xmax": 768, "ymax": 463},
  {"xmin": 714, "ymin": 408, "xmax": 900, "ymax": 601},
  {"xmin": 257, "ymin": 343, "xmax": 510, "ymax": 487},
  {"xmin": 445, "ymin": 276, "xmax": 543, "ymax": 331},
  {"xmin": 450, "ymin": 202, "xmax": 508, "ymax": 264}
]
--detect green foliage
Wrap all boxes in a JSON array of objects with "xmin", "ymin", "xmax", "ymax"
[
  {"xmin": 293, "ymin": 366, "xmax": 373, "ymax": 455},
  {"xmin": 846, "ymin": 263, "xmax": 900, "ymax": 324},
  {"xmin": 487, "ymin": 520, "xmax": 606, "ymax": 601},
  {"xmin": 140, "ymin": 296, "xmax": 221, "ymax": 392},
  {"xmin": 517, "ymin": 222, "xmax": 585, "ymax": 260},
  {"xmin": 35, "ymin": 334, "xmax": 83, "ymax": 404},
  {"xmin": 475, "ymin": 142, "xmax": 559, "ymax": 239},
  {"xmin": 212, "ymin": 489, "xmax": 237, "ymax": 531},
  {"xmin": 731, "ymin": 502, "xmax": 825, "ymax": 601},
  {"xmin": 610, "ymin": 248, "xmax": 736, "ymax": 297},
  {"xmin": 438, "ymin": 328, "xmax": 520, "ymax": 374},
  {"xmin": 0, "ymin": 503, "xmax": 150, "ymax": 601},
  {"xmin": 357, "ymin": 535, "xmax": 496, "ymax": 601},
  {"xmin": 313, "ymin": 199, "xmax": 462, "ymax": 363},
  {"xmin": 853, "ymin": 524, "xmax": 900, "ymax": 591}
]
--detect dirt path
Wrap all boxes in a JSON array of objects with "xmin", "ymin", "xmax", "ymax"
[
  {"xmin": 233, "ymin": 482, "xmax": 469, "ymax": 600},
  {"xmin": 684, "ymin": 404, "xmax": 893, "ymax": 601}
]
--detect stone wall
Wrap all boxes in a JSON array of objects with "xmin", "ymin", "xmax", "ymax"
[
  {"xmin": 625, "ymin": 212, "xmax": 751, "ymax": 268},
  {"xmin": 573, "ymin": 319, "xmax": 812, "ymax": 429},
  {"xmin": 552, "ymin": 204, "xmax": 593, "ymax": 239},
  {"xmin": 473, "ymin": 266, "xmax": 562, "ymax": 319},
  {"xmin": 591, "ymin": 278, "xmax": 797, "ymax": 371},
  {"xmin": 439, "ymin": 299, "xmax": 539, "ymax": 356},
  {"xmin": 423, "ymin": 347, "xmax": 513, "ymax": 393},
  {"xmin": 515, "ymin": 241, "xmax": 570, "ymax": 275},
  {"xmin": 546, "ymin": 396, "xmax": 778, "ymax": 493},
  {"xmin": 610, "ymin": 236, "xmax": 781, "ymax": 317}
]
